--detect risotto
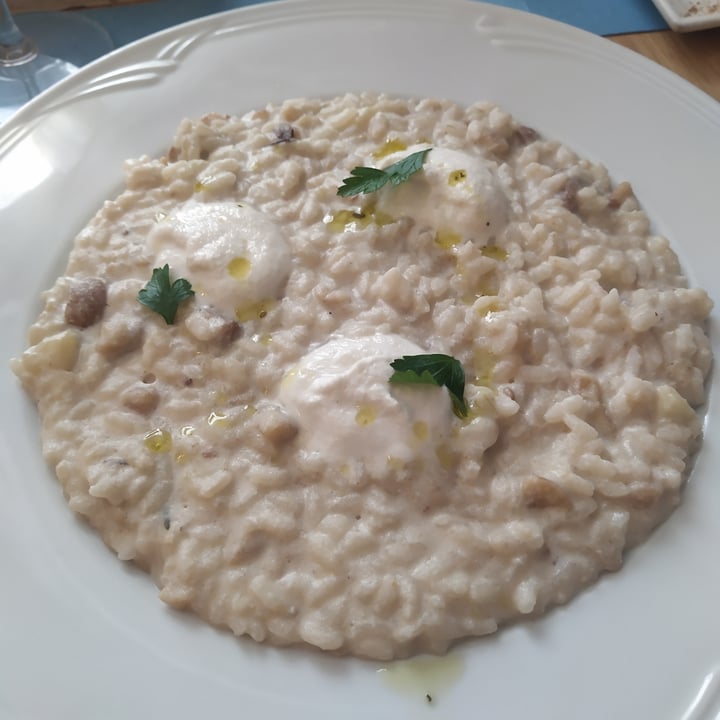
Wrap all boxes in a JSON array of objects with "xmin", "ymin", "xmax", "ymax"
[{"xmin": 11, "ymin": 94, "xmax": 712, "ymax": 660}]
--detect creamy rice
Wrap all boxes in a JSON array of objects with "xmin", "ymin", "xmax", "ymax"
[{"xmin": 11, "ymin": 94, "xmax": 712, "ymax": 660}]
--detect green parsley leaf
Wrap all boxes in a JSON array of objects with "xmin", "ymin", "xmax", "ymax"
[
  {"xmin": 389, "ymin": 353, "xmax": 468, "ymax": 418},
  {"xmin": 137, "ymin": 264, "xmax": 195, "ymax": 325},
  {"xmin": 337, "ymin": 148, "xmax": 431, "ymax": 197}
]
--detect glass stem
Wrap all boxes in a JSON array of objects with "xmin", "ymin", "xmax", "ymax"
[
  {"xmin": 0, "ymin": 0, "xmax": 37, "ymax": 65},
  {"xmin": 0, "ymin": 0, "xmax": 23, "ymax": 46}
]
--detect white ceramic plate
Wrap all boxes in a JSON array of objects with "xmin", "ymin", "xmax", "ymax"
[
  {"xmin": 650, "ymin": 0, "xmax": 720, "ymax": 31},
  {"xmin": 2, "ymin": 1, "xmax": 719, "ymax": 718}
]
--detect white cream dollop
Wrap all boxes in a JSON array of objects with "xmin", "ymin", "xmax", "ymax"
[
  {"xmin": 375, "ymin": 145, "xmax": 509, "ymax": 244},
  {"xmin": 147, "ymin": 201, "xmax": 291, "ymax": 317},
  {"xmin": 277, "ymin": 333, "xmax": 454, "ymax": 476}
]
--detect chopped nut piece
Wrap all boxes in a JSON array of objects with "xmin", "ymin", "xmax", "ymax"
[
  {"xmin": 561, "ymin": 176, "xmax": 583, "ymax": 214},
  {"xmin": 607, "ymin": 181, "xmax": 634, "ymax": 209},
  {"xmin": 185, "ymin": 306, "xmax": 242, "ymax": 345},
  {"xmin": 15, "ymin": 330, "xmax": 80, "ymax": 378},
  {"xmin": 522, "ymin": 476, "xmax": 571, "ymax": 509},
  {"xmin": 64, "ymin": 278, "xmax": 107, "ymax": 328},
  {"xmin": 121, "ymin": 384, "xmax": 160, "ymax": 415},
  {"xmin": 256, "ymin": 405, "xmax": 299, "ymax": 446},
  {"xmin": 513, "ymin": 125, "xmax": 540, "ymax": 144}
]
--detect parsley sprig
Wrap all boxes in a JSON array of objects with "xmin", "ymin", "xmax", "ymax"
[
  {"xmin": 337, "ymin": 148, "xmax": 431, "ymax": 197},
  {"xmin": 137, "ymin": 264, "xmax": 195, "ymax": 325},
  {"xmin": 389, "ymin": 353, "xmax": 468, "ymax": 418}
]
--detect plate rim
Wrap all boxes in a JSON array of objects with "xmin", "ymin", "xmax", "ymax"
[{"xmin": 2, "ymin": 0, "xmax": 720, "ymax": 148}]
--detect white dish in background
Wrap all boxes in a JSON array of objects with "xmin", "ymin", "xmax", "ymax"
[
  {"xmin": 650, "ymin": 0, "xmax": 720, "ymax": 31},
  {"xmin": 1, "ymin": 1, "xmax": 719, "ymax": 718}
]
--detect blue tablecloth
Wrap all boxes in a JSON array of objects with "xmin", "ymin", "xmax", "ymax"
[{"xmin": 74, "ymin": 0, "xmax": 667, "ymax": 53}]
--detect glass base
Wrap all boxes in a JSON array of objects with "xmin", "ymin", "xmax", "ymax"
[
  {"xmin": 0, "ymin": 56, "xmax": 76, "ymax": 123},
  {"xmin": 14, "ymin": 12, "xmax": 113, "ymax": 69},
  {"xmin": 0, "ymin": 12, "xmax": 113, "ymax": 123},
  {"xmin": 0, "ymin": 35, "xmax": 37, "ymax": 66}
]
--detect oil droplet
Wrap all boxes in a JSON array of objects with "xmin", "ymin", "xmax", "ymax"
[
  {"xmin": 471, "ymin": 276, "xmax": 500, "ymax": 298},
  {"xmin": 207, "ymin": 411, "xmax": 229, "ymax": 427},
  {"xmin": 373, "ymin": 138, "xmax": 408, "ymax": 160},
  {"xmin": 481, "ymin": 245, "xmax": 508, "ymax": 261},
  {"xmin": 252, "ymin": 333, "xmax": 273, "ymax": 345},
  {"xmin": 435, "ymin": 229, "xmax": 462, "ymax": 249},
  {"xmin": 377, "ymin": 654, "xmax": 465, "ymax": 704},
  {"xmin": 413, "ymin": 420, "xmax": 429, "ymax": 442},
  {"xmin": 235, "ymin": 299, "xmax": 275, "ymax": 323},
  {"xmin": 435, "ymin": 442, "xmax": 456, "ymax": 470},
  {"xmin": 243, "ymin": 404, "xmax": 257, "ymax": 418},
  {"xmin": 448, "ymin": 169, "xmax": 467, "ymax": 186},
  {"xmin": 227, "ymin": 256, "xmax": 251, "ymax": 280},
  {"xmin": 180, "ymin": 425, "xmax": 195, "ymax": 437},
  {"xmin": 355, "ymin": 405, "xmax": 376, "ymax": 426},
  {"xmin": 280, "ymin": 366, "xmax": 299, "ymax": 391},
  {"xmin": 193, "ymin": 180, "xmax": 205, "ymax": 193},
  {"xmin": 467, "ymin": 392, "xmax": 495, "ymax": 419},
  {"xmin": 144, "ymin": 428, "xmax": 172, "ymax": 453},
  {"xmin": 372, "ymin": 206, "xmax": 395, "ymax": 227},
  {"xmin": 475, "ymin": 299, "xmax": 504, "ymax": 316},
  {"xmin": 175, "ymin": 453, "xmax": 187, "ymax": 464},
  {"xmin": 324, "ymin": 203, "xmax": 395, "ymax": 233},
  {"xmin": 472, "ymin": 348, "xmax": 495, "ymax": 387},
  {"xmin": 271, "ymin": 143, "xmax": 290, "ymax": 157},
  {"xmin": 324, "ymin": 208, "xmax": 373, "ymax": 232}
]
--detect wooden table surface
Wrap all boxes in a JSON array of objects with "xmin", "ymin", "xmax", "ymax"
[
  {"xmin": 610, "ymin": 28, "xmax": 720, "ymax": 102},
  {"xmin": 11, "ymin": 2, "xmax": 720, "ymax": 103}
]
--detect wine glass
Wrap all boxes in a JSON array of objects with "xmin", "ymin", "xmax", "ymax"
[{"xmin": 0, "ymin": 0, "xmax": 113, "ymax": 123}]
